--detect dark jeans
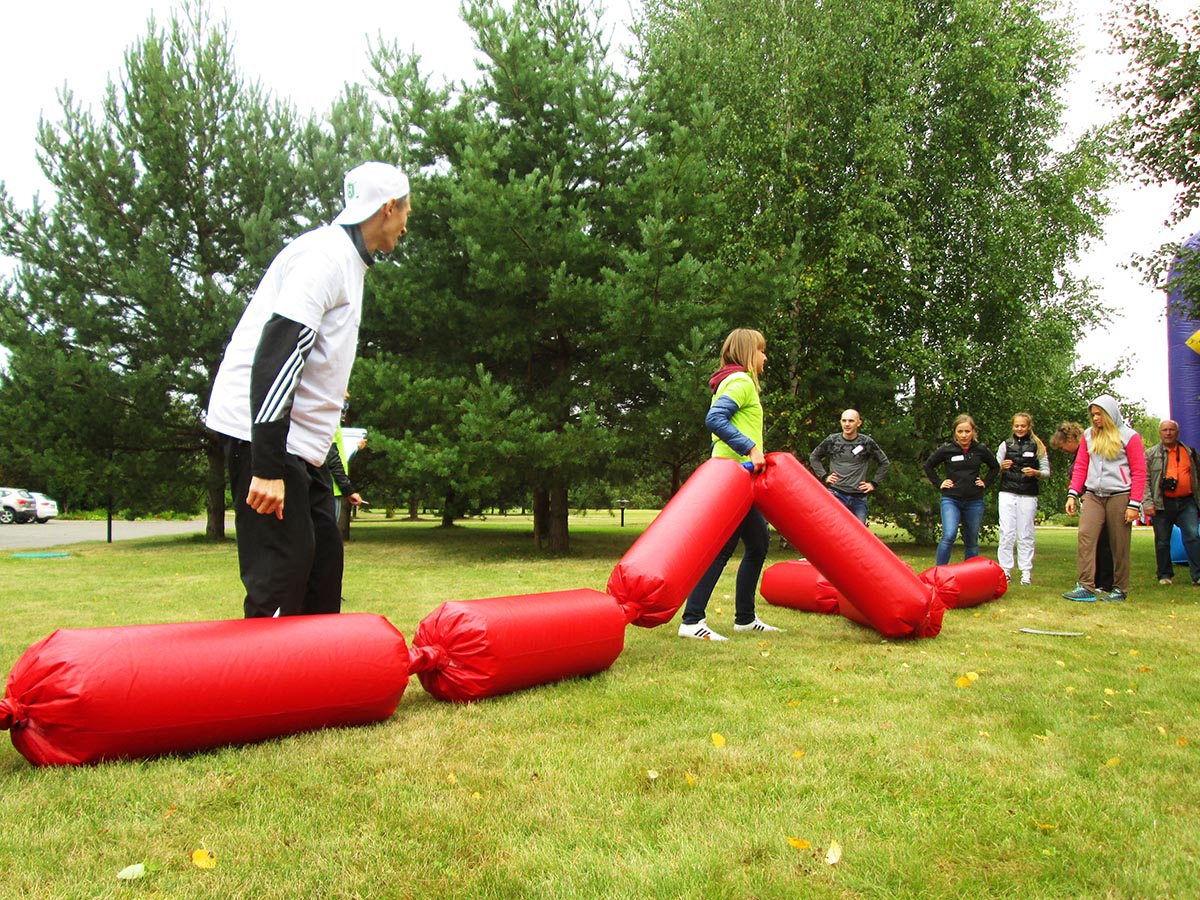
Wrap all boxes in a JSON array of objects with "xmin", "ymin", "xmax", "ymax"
[
  {"xmin": 682, "ymin": 506, "xmax": 769, "ymax": 626},
  {"xmin": 936, "ymin": 496, "xmax": 985, "ymax": 566},
  {"xmin": 830, "ymin": 488, "xmax": 869, "ymax": 525},
  {"xmin": 227, "ymin": 438, "xmax": 343, "ymax": 618},
  {"xmin": 1153, "ymin": 495, "xmax": 1200, "ymax": 582}
]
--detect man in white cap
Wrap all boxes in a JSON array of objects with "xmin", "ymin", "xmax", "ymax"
[{"xmin": 205, "ymin": 161, "xmax": 410, "ymax": 617}]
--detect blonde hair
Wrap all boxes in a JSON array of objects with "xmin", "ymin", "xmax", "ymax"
[
  {"xmin": 951, "ymin": 413, "xmax": 977, "ymax": 442},
  {"xmin": 1012, "ymin": 412, "xmax": 1047, "ymax": 458},
  {"xmin": 720, "ymin": 328, "xmax": 765, "ymax": 391},
  {"xmin": 1089, "ymin": 405, "xmax": 1123, "ymax": 460}
]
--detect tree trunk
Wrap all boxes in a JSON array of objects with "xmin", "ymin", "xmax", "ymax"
[
  {"xmin": 532, "ymin": 486, "xmax": 550, "ymax": 549},
  {"xmin": 440, "ymin": 490, "xmax": 459, "ymax": 528},
  {"xmin": 205, "ymin": 434, "xmax": 226, "ymax": 541},
  {"xmin": 408, "ymin": 497, "xmax": 419, "ymax": 521},
  {"xmin": 548, "ymin": 485, "xmax": 569, "ymax": 553}
]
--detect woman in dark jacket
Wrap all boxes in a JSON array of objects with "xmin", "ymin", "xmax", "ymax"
[{"xmin": 923, "ymin": 414, "xmax": 1001, "ymax": 566}]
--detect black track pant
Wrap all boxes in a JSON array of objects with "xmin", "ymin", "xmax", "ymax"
[{"xmin": 226, "ymin": 438, "xmax": 343, "ymax": 618}]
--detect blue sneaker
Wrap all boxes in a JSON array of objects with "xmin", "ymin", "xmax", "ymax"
[
  {"xmin": 1103, "ymin": 589, "xmax": 1127, "ymax": 603},
  {"xmin": 1062, "ymin": 584, "xmax": 1096, "ymax": 602}
]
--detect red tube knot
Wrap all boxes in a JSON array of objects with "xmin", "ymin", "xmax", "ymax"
[
  {"xmin": 406, "ymin": 644, "xmax": 445, "ymax": 675},
  {"xmin": 0, "ymin": 698, "xmax": 26, "ymax": 731}
]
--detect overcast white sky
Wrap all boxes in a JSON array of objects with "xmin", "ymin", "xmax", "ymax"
[{"xmin": 1, "ymin": 0, "xmax": 1196, "ymax": 419}]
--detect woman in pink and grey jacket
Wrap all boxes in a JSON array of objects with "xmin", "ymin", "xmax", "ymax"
[{"xmin": 1061, "ymin": 395, "xmax": 1147, "ymax": 603}]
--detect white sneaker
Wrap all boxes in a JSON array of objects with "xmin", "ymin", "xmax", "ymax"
[
  {"xmin": 678, "ymin": 619, "xmax": 728, "ymax": 641},
  {"xmin": 733, "ymin": 616, "xmax": 781, "ymax": 633},
  {"xmin": 1020, "ymin": 573, "xmax": 1031, "ymax": 586}
]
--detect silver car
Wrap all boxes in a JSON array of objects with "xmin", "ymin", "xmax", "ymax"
[{"xmin": 0, "ymin": 488, "xmax": 38, "ymax": 524}]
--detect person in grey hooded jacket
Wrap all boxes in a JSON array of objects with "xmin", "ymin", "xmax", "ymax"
[{"xmin": 1062, "ymin": 395, "xmax": 1147, "ymax": 603}]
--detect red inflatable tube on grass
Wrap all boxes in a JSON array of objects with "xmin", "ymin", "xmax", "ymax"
[
  {"xmin": 1, "ymin": 614, "xmax": 411, "ymax": 767},
  {"xmin": 760, "ymin": 559, "xmax": 843, "ymax": 614},
  {"xmin": 918, "ymin": 557, "xmax": 1008, "ymax": 609},
  {"xmin": 408, "ymin": 589, "xmax": 626, "ymax": 703},
  {"xmin": 837, "ymin": 593, "xmax": 872, "ymax": 628},
  {"xmin": 752, "ymin": 452, "xmax": 944, "ymax": 639},
  {"xmin": 607, "ymin": 458, "xmax": 754, "ymax": 628}
]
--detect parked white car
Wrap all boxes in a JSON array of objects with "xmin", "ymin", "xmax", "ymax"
[{"xmin": 31, "ymin": 492, "xmax": 58, "ymax": 524}]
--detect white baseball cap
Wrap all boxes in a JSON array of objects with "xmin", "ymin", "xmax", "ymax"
[{"xmin": 332, "ymin": 162, "xmax": 410, "ymax": 226}]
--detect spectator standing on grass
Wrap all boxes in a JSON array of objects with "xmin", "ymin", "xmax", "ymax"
[
  {"xmin": 808, "ymin": 409, "xmax": 890, "ymax": 525},
  {"xmin": 1051, "ymin": 422, "xmax": 1114, "ymax": 592},
  {"xmin": 206, "ymin": 162, "xmax": 410, "ymax": 618},
  {"xmin": 1143, "ymin": 419, "xmax": 1200, "ymax": 586},
  {"xmin": 326, "ymin": 422, "xmax": 365, "ymax": 541},
  {"xmin": 678, "ymin": 328, "xmax": 780, "ymax": 641},
  {"xmin": 923, "ymin": 414, "xmax": 1000, "ymax": 566},
  {"xmin": 996, "ymin": 412, "xmax": 1050, "ymax": 585},
  {"xmin": 1061, "ymin": 396, "xmax": 1146, "ymax": 603}
]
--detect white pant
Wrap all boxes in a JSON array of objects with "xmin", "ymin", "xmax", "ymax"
[{"xmin": 997, "ymin": 491, "xmax": 1038, "ymax": 575}]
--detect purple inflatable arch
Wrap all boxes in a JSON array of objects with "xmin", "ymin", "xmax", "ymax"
[{"xmin": 1167, "ymin": 231, "xmax": 1200, "ymax": 446}]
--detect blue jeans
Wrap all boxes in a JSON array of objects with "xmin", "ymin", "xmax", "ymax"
[
  {"xmin": 830, "ymin": 489, "xmax": 869, "ymax": 525},
  {"xmin": 682, "ymin": 506, "xmax": 770, "ymax": 626},
  {"xmin": 1153, "ymin": 495, "xmax": 1200, "ymax": 582},
  {"xmin": 936, "ymin": 496, "xmax": 985, "ymax": 566}
]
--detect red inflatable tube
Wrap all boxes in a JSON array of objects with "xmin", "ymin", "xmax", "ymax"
[
  {"xmin": 752, "ymin": 452, "xmax": 944, "ymax": 639},
  {"xmin": 607, "ymin": 458, "xmax": 754, "ymax": 628},
  {"xmin": 408, "ymin": 589, "xmax": 626, "ymax": 703},
  {"xmin": 918, "ymin": 557, "xmax": 1008, "ymax": 609},
  {"xmin": 837, "ymin": 593, "xmax": 873, "ymax": 628},
  {"xmin": 760, "ymin": 559, "xmax": 842, "ymax": 614},
  {"xmin": 1, "ymin": 614, "xmax": 411, "ymax": 767}
]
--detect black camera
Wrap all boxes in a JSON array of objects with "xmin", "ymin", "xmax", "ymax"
[{"xmin": 1163, "ymin": 476, "xmax": 1179, "ymax": 492}]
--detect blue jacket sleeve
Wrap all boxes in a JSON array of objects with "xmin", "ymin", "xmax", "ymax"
[{"xmin": 705, "ymin": 396, "xmax": 756, "ymax": 456}]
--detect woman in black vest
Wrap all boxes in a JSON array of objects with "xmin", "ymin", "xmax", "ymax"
[{"xmin": 996, "ymin": 413, "xmax": 1050, "ymax": 585}]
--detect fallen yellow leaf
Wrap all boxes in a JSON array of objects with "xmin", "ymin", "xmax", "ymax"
[
  {"xmin": 446, "ymin": 772, "xmax": 458, "ymax": 785},
  {"xmin": 1104, "ymin": 688, "xmax": 1117, "ymax": 696},
  {"xmin": 712, "ymin": 732, "xmax": 726, "ymax": 748},
  {"xmin": 787, "ymin": 837, "xmax": 811, "ymax": 850},
  {"xmin": 825, "ymin": 840, "xmax": 843, "ymax": 865},
  {"xmin": 1158, "ymin": 725, "xmax": 1168, "ymax": 736},
  {"xmin": 1178, "ymin": 737, "xmax": 1189, "ymax": 747},
  {"xmin": 955, "ymin": 675, "xmax": 973, "ymax": 689},
  {"xmin": 685, "ymin": 772, "xmax": 696, "ymax": 786},
  {"xmin": 1034, "ymin": 820, "xmax": 1056, "ymax": 831},
  {"xmin": 1104, "ymin": 757, "xmax": 1121, "ymax": 768},
  {"xmin": 191, "ymin": 849, "xmax": 216, "ymax": 870},
  {"xmin": 792, "ymin": 750, "xmax": 806, "ymax": 759}
]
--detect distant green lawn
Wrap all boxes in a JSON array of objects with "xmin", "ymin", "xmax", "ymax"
[{"xmin": 0, "ymin": 514, "xmax": 1194, "ymax": 899}]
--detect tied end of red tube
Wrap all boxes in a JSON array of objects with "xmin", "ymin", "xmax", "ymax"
[
  {"xmin": 406, "ymin": 644, "xmax": 444, "ymax": 675},
  {"xmin": 0, "ymin": 697, "xmax": 23, "ymax": 731}
]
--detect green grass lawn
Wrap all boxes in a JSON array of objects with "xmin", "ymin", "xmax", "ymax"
[{"xmin": 0, "ymin": 513, "xmax": 1196, "ymax": 899}]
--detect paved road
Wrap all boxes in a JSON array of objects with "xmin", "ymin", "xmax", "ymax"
[{"xmin": 0, "ymin": 517, "xmax": 230, "ymax": 551}]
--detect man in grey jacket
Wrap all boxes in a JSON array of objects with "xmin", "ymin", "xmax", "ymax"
[
  {"xmin": 809, "ymin": 409, "xmax": 890, "ymax": 525},
  {"xmin": 1143, "ymin": 419, "xmax": 1200, "ymax": 585}
]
